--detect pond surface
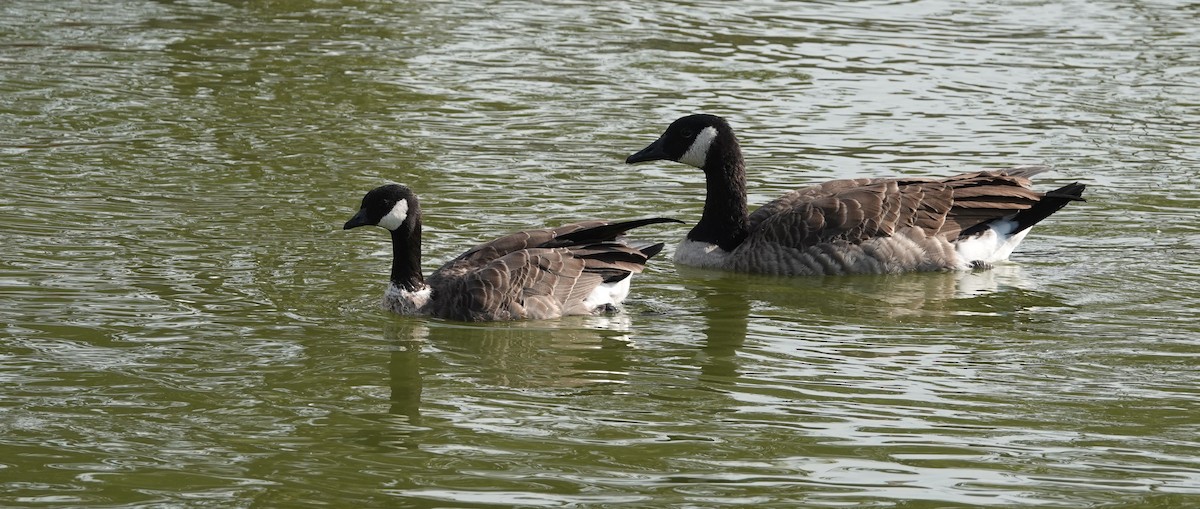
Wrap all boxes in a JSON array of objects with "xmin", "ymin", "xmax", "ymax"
[{"xmin": 2, "ymin": 0, "xmax": 1198, "ymax": 506}]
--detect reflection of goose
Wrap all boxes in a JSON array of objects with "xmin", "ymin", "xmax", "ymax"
[
  {"xmin": 692, "ymin": 280, "xmax": 751, "ymax": 380},
  {"xmin": 951, "ymin": 262, "xmax": 1032, "ymax": 299},
  {"xmin": 406, "ymin": 318, "xmax": 636, "ymax": 392},
  {"xmin": 388, "ymin": 340, "xmax": 424, "ymax": 423},
  {"xmin": 381, "ymin": 319, "xmax": 429, "ymax": 422},
  {"xmin": 382, "ymin": 320, "xmax": 429, "ymax": 424},
  {"xmin": 676, "ymin": 258, "xmax": 1060, "ymax": 326},
  {"xmin": 344, "ymin": 184, "xmax": 680, "ymax": 321},
  {"xmin": 626, "ymin": 114, "xmax": 1086, "ymax": 275}
]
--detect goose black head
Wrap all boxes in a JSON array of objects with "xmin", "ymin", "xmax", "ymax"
[
  {"xmin": 626, "ymin": 114, "xmax": 730, "ymax": 169},
  {"xmin": 344, "ymin": 184, "xmax": 420, "ymax": 232}
]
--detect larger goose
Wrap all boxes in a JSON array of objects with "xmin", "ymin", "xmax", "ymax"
[
  {"xmin": 626, "ymin": 114, "xmax": 1085, "ymax": 275},
  {"xmin": 343, "ymin": 184, "xmax": 680, "ymax": 321}
]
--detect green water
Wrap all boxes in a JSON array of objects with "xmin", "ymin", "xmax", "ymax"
[{"xmin": 2, "ymin": 0, "xmax": 1198, "ymax": 507}]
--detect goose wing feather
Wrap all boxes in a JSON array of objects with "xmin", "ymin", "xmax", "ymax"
[
  {"xmin": 452, "ymin": 220, "xmax": 611, "ymax": 267},
  {"xmin": 745, "ymin": 170, "xmax": 1051, "ymax": 249},
  {"xmin": 939, "ymin": 171, "xmax": 1046, "ymax": 237},
  {"xmin": 474, "ymin": 248, "xmax": 602, "ymax": 321},
  {"xmin": 747, "ymin": 178, "xmax": 948, "ymax": 249},
  {"xmin": 426, "ymin": 219, "xmax": 678, "ymax": 321},
  {"xmin": 428, "ymin": 243, "xmax": 661, "ymax": 321},
  {"xmin": 452, "ymin": 217, "xmax": 680, "ymax": 266}
]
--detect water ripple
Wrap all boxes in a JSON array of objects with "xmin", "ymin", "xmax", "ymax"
[{"xmin": 3, "ymin": 0, "xmax": 1199, "ymax": 506}]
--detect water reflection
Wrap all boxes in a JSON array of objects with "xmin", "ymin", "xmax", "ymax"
[
  {"xmin": 387, "ymin": 340, "xmax": 425, "ymax": 424},
  {"xmin": 691, "ymin": 280, "xmax": 751, "ymax": 381},
  {"xmin": 4, "ymin": 0, "xmax": 1198, "ymax": 504},
  {"xmin": 677, "ymin": 261, "xmax": 1062, "ymax": 383},
  {"xmin": 381, "ymin": 314, "xmax": 639, "ymax": 421},
  {"xmin": 680, "ymin": 261, "xmax": 1056, "ymax": 322}
]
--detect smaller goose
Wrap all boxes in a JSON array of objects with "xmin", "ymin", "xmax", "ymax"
[
  {"xmin": 343, "ymin": 184, "xmax": 681, "ymax": 321},
  {"xmin": 626, "ymin": 114, "xmax": 1086, "ymax": 276}
]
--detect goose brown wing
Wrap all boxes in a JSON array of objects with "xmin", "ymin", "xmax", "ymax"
[
  {"xmin": 938, "ymin": 171, "xmax": 1047, "ymax": 238},
  {"xmin": 747, "ymin": 177, "xmax": 884, "ymax": 232},
  {"xmin": 747, "ymin": 178, "xmax": 951, "ymax": 249},
  {"xmin": 427, "ymin": 218, "xmax": 679, "ymax": 321},
  {"xmin": 745, "ymin": 170, "xmax": 1047, "ymax": 249},
  {"xmin": 431, "ymin": 243, "xmax": 659, "ymax": 321},
  {"xmin": 451, "ymin": 217, "xmax": 680, "ymax": 267},
  {"xmin": 452, "ymin": 248, "xmax": 601, "ymax": 321},
  {"xmin": 451, "ymin": 220, "xmax": 611, "ymax": 267}
]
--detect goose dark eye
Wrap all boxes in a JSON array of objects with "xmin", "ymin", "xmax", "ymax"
[{"xmin": 680, "ymin": 128, "xmax": 694, "ymax": 138}]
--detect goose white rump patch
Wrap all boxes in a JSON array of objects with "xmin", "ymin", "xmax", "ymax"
[
  {"xmin": 583, "ymin": 276, "xmax": 632, "ymax": 310},
  {"xmin": 954, "ymin": 217, "xmax": 1030, "ymax": 267}
]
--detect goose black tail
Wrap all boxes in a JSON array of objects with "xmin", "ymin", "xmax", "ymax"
[
  {"xmin": 1011, "ymin": 182, "xmax": 1086, "ymax": 234},
  {"xmin": 637, "ymin": 242, "xmax": 667, "ymax": 260},
  {"xmin": 553, "ymin": 217, "xmax": 683, "ymax": 245}
]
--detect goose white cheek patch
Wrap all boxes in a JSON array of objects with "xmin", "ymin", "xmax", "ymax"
[
  {"xmin": 679, "ymin": 126, "xmax": 718, "ymax": 168},
  {"xmin": 378, "ymin": 199, "xmax": 409, "ymax": 231}
]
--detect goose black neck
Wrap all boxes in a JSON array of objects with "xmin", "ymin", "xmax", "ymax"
[
  {"xmin": 389, "ymin": 223, "xmax": 425, "ymax": 291},
  {"xmin": 690, "ymin": 132, "xmax": 749, "ymax": 251}
]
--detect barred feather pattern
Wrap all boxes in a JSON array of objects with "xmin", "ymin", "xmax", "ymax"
[
  {"xmin": 414, "ymin": 220, "xmax": 672, "ymax": 321},
  {"xmin": 692, "ymin": 168, "xmax": 1067, "ymax": 276}
]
